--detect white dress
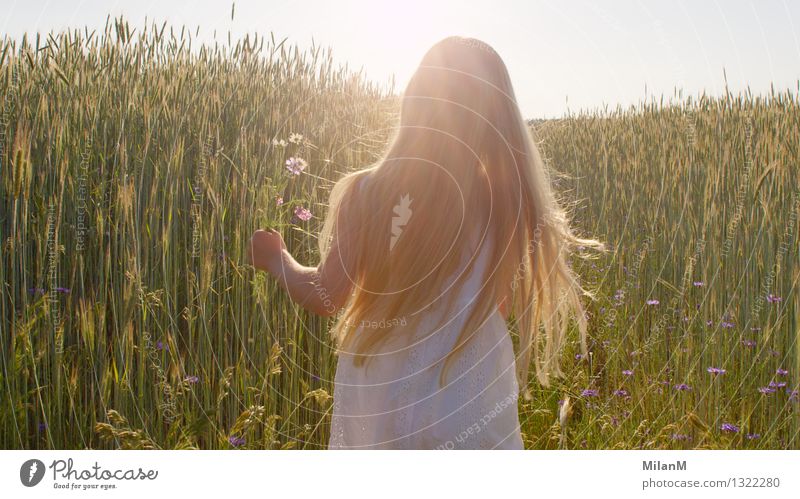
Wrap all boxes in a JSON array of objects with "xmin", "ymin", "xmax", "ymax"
[{"xmin": 328, "ymin": 232, "xmax": 524, "ymax": 449}]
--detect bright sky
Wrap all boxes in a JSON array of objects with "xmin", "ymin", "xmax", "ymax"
[{"xmin": 2, "ymin": 0, "xmax": 799, "ymax": 118}]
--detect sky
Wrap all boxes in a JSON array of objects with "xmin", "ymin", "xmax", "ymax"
[{"xmin": 2, "ymin": 0, "xmax": 799, "ymax": 118}]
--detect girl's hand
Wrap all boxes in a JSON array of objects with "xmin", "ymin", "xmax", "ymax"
[{"xmin": 246, "ymin": 229, "xmax": 287, "ymax": 274}]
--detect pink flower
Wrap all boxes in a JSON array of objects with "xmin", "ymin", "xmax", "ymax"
[
  {"xmin": 285, "ymin": 157, "xmax": 307, "ymax": 175},
  {"xmin": 293, "ymin": 206, "xmax": 312, "ymax": 222}
]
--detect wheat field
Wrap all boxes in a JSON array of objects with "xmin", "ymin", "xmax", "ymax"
[{"xmin": 1, "ymin": 19, "xmax": 797, "ymax": 450}]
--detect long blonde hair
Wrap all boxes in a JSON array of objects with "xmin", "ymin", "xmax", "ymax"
[{"xmin": 319, "ymin": 36, "xmax": 603, "ymax": 392}]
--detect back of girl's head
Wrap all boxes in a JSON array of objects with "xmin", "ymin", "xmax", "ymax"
[{"xmin": 320, "ymin": 36, "xmax": 604, "ymax": 392}]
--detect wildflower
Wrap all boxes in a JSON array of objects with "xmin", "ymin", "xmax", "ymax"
[
  {"xmin": 228, "ymin": 435, "xmax": 246, "ymax": 447},
  {"xmin": 285, "ymin": 157, "xmax": 307, "ymax": 175},
  {"xmin": 768, "ymin": 381, "xmax": 786, "ymax": 389},
  {"xmin": 38, "ymin": 423, "xmax": 47, "ymax": 432},
  {"xmin": 276, "ymin": 196, "xmax": 284, "ymax": 206},
  {"xmin": 581, "ymin": 389, "xmax": 599, "ymax": 397},
  {"xmin": 693, "ymin": 281, "xmax": 704, "ymax": 287},
  {"xmin": 776, "ymin": 368, "xmax": 788, "ymax": 376},
  {"xmin": 156, "ymin": 341, "xmax": 168, "ymax": 351},
  {"xmin": 746, "ymin": 433, "xmax": 760, "ymax": 440},
  {"xmin": 27, "ymin": 287, "xmax": 45, "ymax": 295},
  {"xmin": 705, "ymin": 320, "xmax": 713, "ymax": 327},
  {"xmin": 575, "ymin": 353, "xmax": 583, "ymax": 360},
  {"xmin": 272, "ymin": 138, "xmax": 287, "ymax": 147},
  {"xmin": 720, "ymin": 423, "xmax": 739, "ymax": 433},
  {"xmin": 758, "ymin": 386, "xmax": 776, "ymax": 394},
  {"xmin": 612, "ymin": 389, "xmax": 628, "ymax": 397},
  {"xmin": 707, "ymin": 367, "xmax": 726, "ymax": 375},
  {"xmin": 55, "ymin": 287, "xmax": 70, "ymax": 294},
  {"xmin": 184, "ymin": 375, "xmax": 200, "ymax": 384},
  {"xmin": 293, "ymin": 206, "xmax": 312, "ymax": 222},
  {"xmin": 646, "ymin": 299, "xmax": 659, "ymax": 306},
  {"xmin": 741, "ymin": 339, "xmax": 756, "ymax": 348},
  {"xmin": 622, "ymin": 369, "xmax": 634, "ymax": 376},
  {"xmin": 288, "ymin": 133, "xmax": 304, "ymax": 144},
  {"xmin": 720, "ymin": 321, "xmax": 735, "ymax": 328},
  {"xmin": 674, "ymin": 383, "xmax": 692, "ymax": 391},
  {"xmin": 671, "ymin": 433, "xmax": 690, "ymax": 441},
  {"xmin": 766, "ymin": 294, "xmax": 782, "ymax": 303}
]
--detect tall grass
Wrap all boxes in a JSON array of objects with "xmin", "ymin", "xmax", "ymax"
[{"xmin": 1, "ymin": 19, "xmax": 797, "ymax": 449}]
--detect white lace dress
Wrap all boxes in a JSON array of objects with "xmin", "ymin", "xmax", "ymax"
[{"xmin": 328, "ymin": 234, "xmax": 524, "ymax": 449}]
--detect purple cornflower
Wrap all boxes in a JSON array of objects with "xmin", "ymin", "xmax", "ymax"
[
  {"xmin": 228, "ymin": 435, "xmax": 246, "ymax": 447},
  {"xmin": 55, "ymin": 287, "xmax": 70, "ymax": 294},
  {"xmin": 741, "ymin": 339, "xmax": 756, "ymax": 348},
  {"xmin": 285, "ymin": 157, "xmax": 307, "ymax": 175},
  {"xmin": 768, "ymin": 381, "xmax": 787, "ymax": 389},
  {"xmin": 156, "ymin": 341, "xmax": 168, "ymax": 351},
  {"xmin": 612, "ymin": 389, "xmax": 628, "ymax": 397},
  {"xmin": 707, "ymin": 367, "xmax": 726, "ymax": 375},
  {"xmin": 766, "ymin": 294, "xmax": 782, "ymax": 303},
  {"xmin": 37, "ymin": 422, "xmax": 47, "ymax": 432},
  {"xmin": 622, "ymin": 369, "xmax": 634, "ymax": 376},
  {"xmin": 758, "ymin": 386, "xmax": 776, "ymax": 394},
  {"xmin": 646, "ymin": 299, "xmax": 659, "ymax": 306},
  {"xmin": 776, "ymin": 368, "xmax": 788, "ymax": 376},
  {"xmin": 693, "ymin": 281, "xmax": 704, "ymax": 287},
  {"xmin": 184, "ymin": 375, "xmax": 200, "ymax": 384},
  {"xmin": 674, "ymin": 383, "xmax": 692, "ymax": 391},
  {"xmin": 293, "ymin": 206, "xmax": 312, "ymax": 222},
  {"xmin": 720, "ymin": 423, "xmax": 739, "ymax": 433},
  {"xmin": 746, "ymin": 433, "xmax": 761, "ymax": 440},
  {"xmin": 575, "ymin": 353, "xmax": 584, "ymax": 360},
  {"xmin": 581, "ymin": 389, "xmax": 599, "ymax": 397},
  {"xmin": 721, "ymin": 321, "xmax": 735, "ymax": 328},
  {"xmin": 705, "ymin": 320, "xmax": 713, "ymax": 327},
  {"xmin": 28, "ymin": 287, "xmax": 45, "ymax": 295}
]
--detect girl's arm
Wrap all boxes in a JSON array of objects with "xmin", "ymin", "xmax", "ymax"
[{"xmin": 245, "ymin": 228, "xmax": 353, "ymax": 317}]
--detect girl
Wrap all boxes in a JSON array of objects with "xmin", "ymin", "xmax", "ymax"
[{"xmin": 246, "ymin": 36, "xmax": 602, "ymax": 449}]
